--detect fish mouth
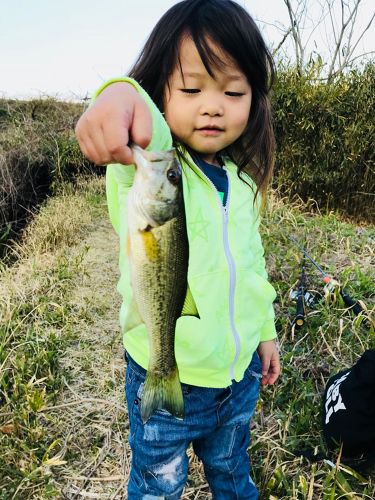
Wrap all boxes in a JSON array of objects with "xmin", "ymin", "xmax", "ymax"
[{"xmin": 131, "ymin": 143, "xmax": 176, "ymax": 163}]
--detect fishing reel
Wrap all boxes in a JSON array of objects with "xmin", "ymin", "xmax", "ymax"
[
  {"xmin": 289, "ymin": 289, "xmax": 318, "ymax": 308},
  {"xmin": 288, "ymin": 236, "xmax": 366, "ymax": 329},
  {"xmin": 289, "ymin": 287, "xmax": 322, "ymax": 328},
  {"xmin": 322, "ymin": 277, "xmax": 341, "ymax": 304}
]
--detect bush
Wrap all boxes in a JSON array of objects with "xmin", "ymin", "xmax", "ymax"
[
  {"xmin": 272, "ymin": 63, "xmax": 374, "ymax": 221},
  {"xmin": 1, "ymin": 65, "xmax": 373, "ymax": 252},
  {"xmin": 0, "ymin": 98, "xmax": 98, "ymax": 253}
]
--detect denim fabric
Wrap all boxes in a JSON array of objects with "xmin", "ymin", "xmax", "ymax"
[{"xmin": 125, "ymin": 351, "xmax": 262, "ymax": 499}]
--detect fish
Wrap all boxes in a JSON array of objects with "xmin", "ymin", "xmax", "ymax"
[{"xmin": 126, "ymin": 145, "xmax": 188, "ymax": 423}]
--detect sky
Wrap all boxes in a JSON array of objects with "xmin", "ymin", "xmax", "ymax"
[{"xmin": 1, "ymin": 0, "xmax": 374, "ymax": 100}]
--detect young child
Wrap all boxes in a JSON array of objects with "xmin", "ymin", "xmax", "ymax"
[{"xmin": 75, "ymin": 0, "xmax": 281, "ymax": 498}]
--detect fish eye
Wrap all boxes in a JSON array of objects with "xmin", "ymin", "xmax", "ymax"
[{"xmin": 167, "ymin": 168, "xmax": 181, "ymax": 185}]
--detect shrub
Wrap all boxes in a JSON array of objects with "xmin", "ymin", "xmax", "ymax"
[
  {"xmin": 0, "ymin": 98, "xmax": 98, "ymax": 253},
  {"xmin": 272, "ymin": 63, "xmax": 374, "ymax": 221}
]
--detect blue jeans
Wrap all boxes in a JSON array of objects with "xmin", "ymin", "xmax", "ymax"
[{"xmin": 125, "ymin": 351, "xmax": 262, "ymax": 499}]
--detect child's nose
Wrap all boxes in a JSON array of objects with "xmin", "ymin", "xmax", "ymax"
[{"xmin": 199, "ymin": 99, "xmax": 224, "ymax": 117}]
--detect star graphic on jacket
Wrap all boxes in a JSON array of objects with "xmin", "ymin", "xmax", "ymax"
[{"xmin": 188, "ymin": 208, "xmax": 210, "ymax": 242}]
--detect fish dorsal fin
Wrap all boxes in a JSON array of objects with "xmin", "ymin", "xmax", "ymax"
[
  {"xmin": 181, "ymin": 286, "xmax": 200, "ymax": 318},
  {"xmin": 124, "ymin": 286, "xmax": 199, "ymax": 333}
]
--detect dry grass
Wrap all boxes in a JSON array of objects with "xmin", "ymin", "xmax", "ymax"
[
  {"xmin": 1, "ymin": 183, "xmax": 374, "ymax": 499},
  {"xmin": 0, "ymin": 178, "xmax": 108, "ymax": 498},
  {"xmin": 0, "ymin": 98, "xmax": 94, "ymax": 254},
  {"xmin": 255, "ymin": 191, "xmax": 375, "ymax": 498}
]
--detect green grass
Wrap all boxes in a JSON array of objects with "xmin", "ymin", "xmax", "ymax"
[
  {"xmin": 253, "ymin": 192, "xmax": 375, "ymax": 499},
  {"xmin": 0, "ymin": 183, "xmax": 374, "ymax": 499},
  {"xmin": 0, "ymin": 178, "xmax": 106, "ymax": 498}
]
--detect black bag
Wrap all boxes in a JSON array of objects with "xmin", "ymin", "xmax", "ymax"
[{"xmin": 322, "ymin": 349, "xmax": 375, "ymax": 468}]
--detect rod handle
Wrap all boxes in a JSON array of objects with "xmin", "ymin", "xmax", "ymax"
[
  {"xmin": 340, "ymin": 289, "xmax": 364, "ymax": 316},
  {"xmin": 294, "ymin": 293, "xmax": 305, "ymax": 327}
]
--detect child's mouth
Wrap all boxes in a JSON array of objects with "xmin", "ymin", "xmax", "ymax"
[{"xmin": 197, "ymin": 126, "xmax": 224, "ymax": 136}]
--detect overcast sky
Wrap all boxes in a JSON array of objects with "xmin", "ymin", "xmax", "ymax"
[{"xmin": 1, "ymin": 0, "xmax": 374, "ymax": 100}]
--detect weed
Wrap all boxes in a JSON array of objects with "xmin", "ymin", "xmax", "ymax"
[
  {"xmin": 254, "ymin": 193, "xmax": 375, "ymax": 499},
  {"xmin": 0, "ymin": 177, "xmax": 106, "ymax": 497},
  {"xmin": 1, "ymin": 180, "xmax": 374, "ymax": 498}
]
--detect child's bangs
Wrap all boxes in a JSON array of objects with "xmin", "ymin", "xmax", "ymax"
[
  {"xmin": 190, "ymin": 31, "xmax": 230, "ymax": 77},
  {"xmin": 173, "ymin": 30, "xmax": 230, "ymax": 85}
]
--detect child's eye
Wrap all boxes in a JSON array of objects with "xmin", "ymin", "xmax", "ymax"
[
  {"xmin": 225, "ymin": 91, "xmax": 245, "ymax": 97},
  {"xmin": 180, "ymin": 89, "xmax": 200, "ymax": 94}
]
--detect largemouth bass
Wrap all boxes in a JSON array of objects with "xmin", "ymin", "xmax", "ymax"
[{"xmin": 126, "ymin": 145, "xmax": 188, "ymax": 423}]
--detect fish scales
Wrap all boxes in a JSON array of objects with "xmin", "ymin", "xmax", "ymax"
[
  {"xmin": 127, "ymin": 145, "xmax": 188, "ymax": 423},
  {"xmin": 131, "ymin": 217, "xmax": 188, "ymax": 375}
]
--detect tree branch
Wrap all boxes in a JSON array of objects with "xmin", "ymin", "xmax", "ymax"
[{"xmin": 327, "ymin": 0, "xmax": 363, "ymax": 81}]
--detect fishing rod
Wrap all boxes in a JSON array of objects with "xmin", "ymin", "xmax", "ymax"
[
  {"xmin": 294, "ymin": 263, "xmax": 307, "ymax": 328},
  {"xmin": 289, "ymin": 236, "xmax": 364, "ymax": 316},
  {"xmin": 290, "ymin": 259, "xmax": 320, "ymax": 328}
]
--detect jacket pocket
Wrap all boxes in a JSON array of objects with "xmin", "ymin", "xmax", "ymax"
[{"xmin": 234, "ymin": 268, "xmax": 276, "ymax": 335}]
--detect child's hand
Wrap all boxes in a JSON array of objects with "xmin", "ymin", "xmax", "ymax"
[
  {"xmin": 257, "ymin": 339, "xmax": 281, "ymax": 386},
  {"xmin": 75, "ymin": 82, "xmax": 152, "ymax": 166}
]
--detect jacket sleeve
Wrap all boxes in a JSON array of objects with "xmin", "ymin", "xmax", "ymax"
[
  {"xmin": 251, "ymin": 211, "xmax": 277, "ymax": 342},
  {"xmin": 93, "ymin": 78, "xmax": 173, "ymax": 234}
]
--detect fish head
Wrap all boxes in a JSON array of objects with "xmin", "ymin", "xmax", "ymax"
[{"xmin": 131, "ymin": 145, "xmax": 183, "ymax": 226}]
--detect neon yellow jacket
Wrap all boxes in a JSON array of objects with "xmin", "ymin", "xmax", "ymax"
[{"xmin": 97, "ymin": 78, "xmax": 277, "ymax": 388}]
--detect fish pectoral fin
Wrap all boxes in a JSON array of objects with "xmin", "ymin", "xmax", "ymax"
[
  {"xmin": 123, "ymin": 296, "xmax": 143, "ymax": 332},
  {"xmin": 181, "ymin": 286, "xmax": 200, "ymax": 318}
]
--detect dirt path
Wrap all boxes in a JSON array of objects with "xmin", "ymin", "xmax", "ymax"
[
  {"xmin": 52, "ymin": 218, "xmax": 130, "ymax": 499},
  {"xmin": 52, "ymin": 217, "xmax": 209, "ymax": 499}
]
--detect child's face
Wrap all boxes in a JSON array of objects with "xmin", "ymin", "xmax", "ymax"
[{"xmin": 164, "ymin": 36, "xmax": 252, "ymax": 165}]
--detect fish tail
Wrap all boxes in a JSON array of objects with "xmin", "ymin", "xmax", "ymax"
[{"xmin": 140, "ymin": 369, "xmax": 184, "ymax": 423}]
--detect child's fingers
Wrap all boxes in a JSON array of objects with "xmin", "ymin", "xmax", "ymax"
[
  {"xmin": 86, "ymin": 125, "xmax": 120, "ymax": 165},
  {"xmin": 129, "ymin": 97, "xmax": 153, "ymax": 149},
  {"xmin": 75, "ymin": 114, "xmax": 112, "ymax": 165},
  {"xmin": 76, "ymin": 125, "xmax": 105, "ymax": 166},
  {"xmin": 75, "ymin": 118, "xmax": 93, "ymax": 162},
  {"xmin": 102, "ymin": 118, "xmax": 134, "ymax": 165},
  {"xmin": 259, "ymin": 353, "xmax": 281, "ymax": 385},
  {"xmin": 100, "ymin": 99, "xmax": 151, "ymax": 165},
  {"xmin": 266, "ymin": 370, "xmax": 279, "ymax": 385},
  {"xmin": 260, "ymin": 360, "xmax": 270, "ymax": 385},
  {"xmin": 264, "ymin": 357, "xmax": 281, "ymax": 385},
  {"xmin": 75, "ymin": 82, "xmax": 151, "ymax": 165}
]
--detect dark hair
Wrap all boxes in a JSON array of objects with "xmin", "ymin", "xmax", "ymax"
[{"xmin": 129, "ymin": 0, "xmax": 276, "ymax": 198}]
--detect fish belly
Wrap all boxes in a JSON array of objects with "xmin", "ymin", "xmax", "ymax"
[{"xmin": 129, "ymin": 214, "xmax": 188, "ymax": 422}]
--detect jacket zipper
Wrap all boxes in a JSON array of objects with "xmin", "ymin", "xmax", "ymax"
[{"xmin": 198, "ymin": 168, "xmax": 241, "ymax": 380}]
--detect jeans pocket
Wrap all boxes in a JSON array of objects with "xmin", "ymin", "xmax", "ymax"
[
  {"xmin": 125, "ymin": 366, "xmax": 145, "ymax": 441},
  {"xmin": 126, "ymin": 362, "xmax": 140, "ymax": 386},
  {"xmin": 245, "ymin": 351, "xmax": 262, "ymax": 381}
]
